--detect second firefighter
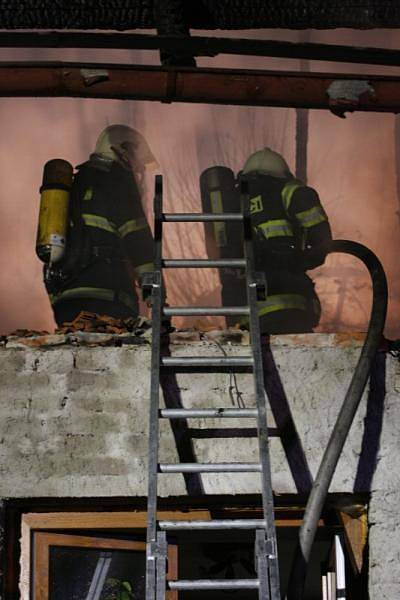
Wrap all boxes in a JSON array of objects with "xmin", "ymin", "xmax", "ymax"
[{"xmin": 240, "ymin": 147, "xmax": 332, "ymax": 334}]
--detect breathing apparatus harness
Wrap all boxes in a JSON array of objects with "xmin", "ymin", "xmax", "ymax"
[{"xmin": 36, "ymin": 156, "xmax": 126, "ymax": 296}]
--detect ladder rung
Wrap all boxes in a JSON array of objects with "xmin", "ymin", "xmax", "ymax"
[
  {"xmin": 159, "ymin": 463, "xmax": 262, "ymax": 473},
  {"xmin": 169, "ymin": 579, "xmax": 260, "ymax": 591},
  {"xmin": 162, "ymin": 258, "xmax": 246, "ymax": 268},
  {"xmin": 160, "ymin": 408, "xmax": 258, "ymax": 418},
  {"xmin": 161, "ymin": 356, "xmax": 253, "ymax": 368},
  {"xmin": 188, "ymin": 427, "xmax": 280, "ymax": 438},
  {"xmin": 163, "ymin": 306, "xmax": 250, "ymax": 317},
  {"xmin": 159, "ymin": 519, "xmax": 266, "ymax": 530},
  {"xmin": 163, "ymin": 213, "xmax": 243, "ymax": 222},
  {"xmin": 189, "ymin": 427, "xmax": 258, "ymax": 439}
]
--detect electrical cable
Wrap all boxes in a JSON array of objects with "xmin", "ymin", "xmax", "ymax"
[{"xmin": 200, "ymin": 332, "xmax": 246, "ymax": 408}]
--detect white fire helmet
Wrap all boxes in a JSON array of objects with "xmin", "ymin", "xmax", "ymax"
[
  {"xmin": 94, "ymin": 124, "xmax": 158, "ymax": 169},
  {"xmin": 242, "ymin": 147, "xmax": 293, "ymax": 179}
]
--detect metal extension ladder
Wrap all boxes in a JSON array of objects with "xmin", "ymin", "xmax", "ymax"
[{"xmin": 145, "ymin": 175, "xmax": 281, "ymax": 599}]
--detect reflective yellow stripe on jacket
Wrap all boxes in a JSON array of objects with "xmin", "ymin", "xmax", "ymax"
[
  {"xmin": 295, "ymin": 205, "xmax": 328, "ymax": 229},
  {"xmin": 82, "ymin": 213, "xmax": 117, "ymax": 234},
  {"xmin": 83, "ymin": 214, "xmax": 149, "ymax": 238},
  {"xmin": 258, "ymin": 219, "xmax": 293, "ymax": 239},
  {"xmin": 257, "ymin": 293, "xmax": 307, "ymax": 317},
  {"xmin": 135, "ymin": 262, "xmax": 154, "ymax": 276},
  {"xmin": 281, "ymin": 181, "xmax": 302, "ymax": 213},
  {"xmin": 118, "ymin": 217, "xmax": 148, "ymax": 238},
  {"xmin": 51, "ymin": 286, "xmax": 137, "ymax": 310},
  {"xmin": 238, "ymin": 293, "xmax": 308, "ymax": 325}
]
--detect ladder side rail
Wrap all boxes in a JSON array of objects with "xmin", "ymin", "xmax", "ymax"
[
  {"xmin": 256, "ymin": 530, "xmax": 271, "ymax": 600},
  {"xmin": 156, "ymin": 532, "xmax": 167, "ymax": 600},
  {"xmin": 146, "ymin": 175, "xmax": 164, "ymax": 600},
  {"xmin": 241, "ymin": 181, "xmax": 281, "ymax": 600}
]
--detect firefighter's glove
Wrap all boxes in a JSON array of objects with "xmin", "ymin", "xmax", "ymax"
[{"xmin": 140, "ymin": 272, "xmax": 156, "ymax": 305}]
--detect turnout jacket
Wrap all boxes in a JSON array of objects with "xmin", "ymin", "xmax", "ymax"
[
  {"xmin": 51, "ymin": 155, "xmax": 154, "ymax": 313},
  {"xmin": 244, "ymin": 173, "xmax": 332, "ymax": 321}
]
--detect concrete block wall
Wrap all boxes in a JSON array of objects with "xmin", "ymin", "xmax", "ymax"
[
  {"xmin": 0, "ymin": 332, "xmax": 398, "ymax": 598},
  {"xmin": 367, "ymin": 356, "xmax": 400, "ymax": 600}
]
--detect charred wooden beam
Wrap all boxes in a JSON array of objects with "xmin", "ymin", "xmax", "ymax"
[
  {"xmin": 0, "ymin": 1, "xmax": 399, "ymax": 30},
  {"xmin": 153, "ymin": 0, "xmax": 196, "ymax": 67},
  {"xmin": 0, "ymin": 62, "xmax": 400, "ymax": 115},
  {"xmin": 0, "ymin": 32, "xmax": 399, "ymax": 68}
]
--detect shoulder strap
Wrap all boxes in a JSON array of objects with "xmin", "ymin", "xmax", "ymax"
[{"xmin": 61, "ymin": 169, "xmax": 87, "ymax": 274}]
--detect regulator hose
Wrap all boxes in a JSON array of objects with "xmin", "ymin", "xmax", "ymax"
[{"xmin": 286, "ymin": 239, "xmax": 388, "ymax": 600}]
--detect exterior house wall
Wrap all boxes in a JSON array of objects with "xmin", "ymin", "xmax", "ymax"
[{"xmin": 0, "ymin": 332, "xmax": 398, "ymax": 598}]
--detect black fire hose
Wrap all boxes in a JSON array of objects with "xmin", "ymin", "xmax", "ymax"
[{"xmin": 286, "ymin": 239, "xmax": 388, "ymax": 600}]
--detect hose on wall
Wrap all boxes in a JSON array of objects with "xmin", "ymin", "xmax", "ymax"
[{"xmin": 286, "ymin": 239, "xmax": 388, "ymax": 599}]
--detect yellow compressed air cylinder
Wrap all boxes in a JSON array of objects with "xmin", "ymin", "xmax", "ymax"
[{"xmin": 36, "ymin": 159, "xmax": 73, "ymax": 264}]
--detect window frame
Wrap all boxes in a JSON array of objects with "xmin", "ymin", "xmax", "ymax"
[
  {"xmin": 14, "ymin": 502, "xmax": 366, "ymax": 599},
  {"xmin": 21, "ymin": 512, "xmax": 178, "ymax": 600},
  {"xmin": 33, "ymin": 532, "xmax": 149, "ymax": 599}
]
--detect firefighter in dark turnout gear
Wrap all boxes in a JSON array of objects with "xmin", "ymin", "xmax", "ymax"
[
  {"xmin": 50, "ymin": 125, "xmax": 156, "ymax": 326},
  {"xmin": 240, "ymin": 147, "xmax": 332, "ymax": 334}
]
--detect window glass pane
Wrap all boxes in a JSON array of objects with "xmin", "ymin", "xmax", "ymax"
[
  {"xmin": 179, "ymin": 539, "xmax": 258, "ymax": 599},
  {"xmin": 49, "ymin": 547, "xmax": 145, "ymax": 599}
]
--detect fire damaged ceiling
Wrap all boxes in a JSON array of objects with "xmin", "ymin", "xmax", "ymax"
[{"xmin": 0, "ymin": 0, "xmax": 399, "ymax": 30}]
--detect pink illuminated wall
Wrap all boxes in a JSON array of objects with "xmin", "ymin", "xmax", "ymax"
[{"xmin": 0, "ymin": 29, "xmax": 399, "ymax": 336}]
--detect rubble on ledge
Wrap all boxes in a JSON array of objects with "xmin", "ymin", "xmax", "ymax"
[
  {"xmin": 1, "ymin": 329, "xmax": 366, "ymax": 350},
  {"xmin": 0, "ymin": 310, "xmax": 368, "ymax": 349}
]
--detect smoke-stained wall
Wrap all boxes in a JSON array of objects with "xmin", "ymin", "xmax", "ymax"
[{"xmin": 0, "ymin": 29, "xmax": 399, "ymax": 335}]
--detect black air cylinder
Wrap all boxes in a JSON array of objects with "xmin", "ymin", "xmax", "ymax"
[{"xmin": 200, "ymin": 166, "xmax": 246, "ymax": 325}]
